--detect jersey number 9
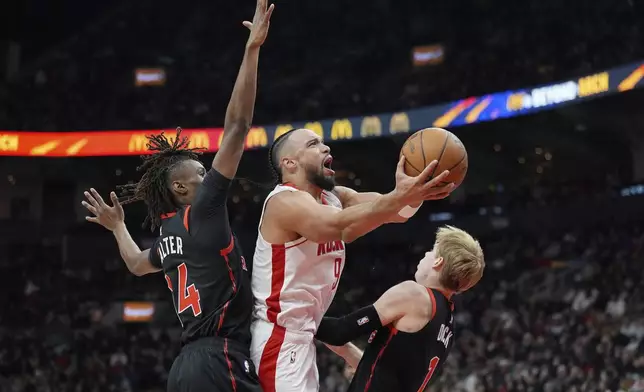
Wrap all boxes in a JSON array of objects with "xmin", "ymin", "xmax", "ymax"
[{"xmin": 332, "ymin": 258, "xmax": 342, "ymax": 289}]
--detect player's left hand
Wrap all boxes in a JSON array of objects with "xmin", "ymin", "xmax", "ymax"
[
  {"xmin": 243, "ymin": 0, "xmax": 275, "ymax": 49},
  {"xmin": 393, "ymin": 156, "xmax": 455, "ymax": 205},
  {"xmin": 82, "ymin": 189, "xmax": 125, "ymax": 231}
]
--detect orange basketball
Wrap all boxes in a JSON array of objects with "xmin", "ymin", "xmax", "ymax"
[{"xmin": 400, "ymin": 128, "xmax": 468, "ymax": 188}]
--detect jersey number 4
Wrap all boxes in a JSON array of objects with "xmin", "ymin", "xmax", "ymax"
[
  {"xmin": 417, "ymin": 356, "xmax": 440, "ymax": 392},
  {"xmin": 165, "ymin": 263, "xmax": 202, "ymax": 317}
]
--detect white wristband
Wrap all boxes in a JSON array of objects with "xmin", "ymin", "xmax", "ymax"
[{"xmin": 398, "ymin": 203, "xmax": 422, "ymax": 218}]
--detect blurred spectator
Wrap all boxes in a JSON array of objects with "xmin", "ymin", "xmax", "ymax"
[
  {"xmin": 1, "ymin": 214, "xmax": 643, "ymax": 391},
  {"xmin": 1, "ymin": 0, "xmax": 643, "ymax": 131}
]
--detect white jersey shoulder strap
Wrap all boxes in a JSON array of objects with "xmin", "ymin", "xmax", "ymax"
[{"xmin": 322, "ymin": 190, "xmax": 343, "ymax": 210}]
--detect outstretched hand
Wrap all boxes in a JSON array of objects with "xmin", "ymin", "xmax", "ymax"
[
  {"xmin": 82, "ymin": 188, "xmax": 125, "ymax": 231},
  {"xmin": 393, "ymin": 156, "xmax": 455, "ymax": 206},
  {"xmin": 243, "ymin": 0, "xmax": 275, "ymax": 49}
]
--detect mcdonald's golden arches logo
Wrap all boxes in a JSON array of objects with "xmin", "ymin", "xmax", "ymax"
[
  {"xmin": 128, "ymin": 134, "xmax": 149, "ymax": 152},
  {"xmin": 187, "ymin": 132, "xmax": 210, "ymax": 150},
  {"xmin": 331, "ymin": 119, "xmax": 353, "ymax": 140},
  {"xmin": 360, "ymin": 116, "xmax": 382, "ymax": 137},
  {"xmin": 274, "ymin": 125, "xmax": 294, "ymax": 140},
  {"xmin": 618, "ymin": 65, "xmax": 644, "ymax": 92},
  {"xmin": 304, "ymin": 122, "xmax": 324, "ymax": 139},
  {"xmin": 218, "ymin": 132, "xmax": 224, "ymax": 149},
  {"xmin": 390, "ymin": 113, "xmax": 410, "ymax": 134},
  {"xmin": 0, "ymin": 134, "xmax": 19, "ymax": 152},
  {"xmin": 246, "ymin": 127, "xmax": 268, "ymax": 148}
]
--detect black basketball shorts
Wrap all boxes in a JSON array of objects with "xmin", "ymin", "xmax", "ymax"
[{"xmin": 167, "ymin": 337, "xmax": 262, "ymax": 392}]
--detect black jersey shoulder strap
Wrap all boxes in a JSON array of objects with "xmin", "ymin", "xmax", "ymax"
[{"xmin": 426, "ymin": 288, "xmax": 454, "ymax": 322}]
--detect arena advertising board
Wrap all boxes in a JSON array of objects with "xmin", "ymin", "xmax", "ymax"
[
  {"xmin": 122, "ymin": 301, "xmax": 156, "ymax": 322},
  {"xmin": 1, "ymin": 61, "xmax": 642, "ymax": 157}
]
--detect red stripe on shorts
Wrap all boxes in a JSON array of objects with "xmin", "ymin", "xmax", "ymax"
[
  {"xmin": 224, "ymin": 338, "xmax": 238, "ymax": 392},
  {"xmin": 258, "ymin": 324, "xmax": 286, "ymax": 392}
]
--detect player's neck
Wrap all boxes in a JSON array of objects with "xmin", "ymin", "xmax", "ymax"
[
  {"xmin": 421, "ymin": 277, "xmax": 455, "ymax": 299},
  {"xmin": 429, "ymin": 286, "xmax": 454, "ymax": 299},
  {"xmin": 282, "ymin": 177, "xmax": 323, "ymax": 199}
]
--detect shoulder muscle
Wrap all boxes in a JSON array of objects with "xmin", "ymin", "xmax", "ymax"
[
  {"xmin": 374, "ymin": 281, "xmax": 432, "ymax": 325},
  {"xmin": 266, "ymin": 191, "xmax": 341, "ymax": 243}
]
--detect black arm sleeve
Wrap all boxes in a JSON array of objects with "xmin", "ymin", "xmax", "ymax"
[
  {"xmin": 315, "ymin": 305, "xmax": 383, "ymax": 346},
  {"xmin": 189, "ymin": 168, "xmax": 233, "ymax": 239}
]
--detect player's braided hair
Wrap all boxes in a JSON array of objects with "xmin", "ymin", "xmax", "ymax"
[
  {"xmin": 267, "ymin": 129, "xmax": 296, "ymax": 184},
  {"xmin": 116, "ymin": 127, "xmax": 204, "ymax": 231}
]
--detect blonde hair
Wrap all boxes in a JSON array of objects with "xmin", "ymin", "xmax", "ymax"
[{"xmin": 433, "ymin": 226, "xmax": 485, "ymax": 292}]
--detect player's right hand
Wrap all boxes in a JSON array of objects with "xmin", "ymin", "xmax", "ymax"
[
  {"xmin": 82, "ymin": 189, "xmax": 125, "ymax": 231},
  {"xmin": 393, "ymin": 156, "xmax": 455, "ymax": 205}
]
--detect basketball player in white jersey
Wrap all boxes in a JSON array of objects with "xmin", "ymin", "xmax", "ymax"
[{"xmin": 250, "ymin": 128, "xmax": 455, "ymax": 392}]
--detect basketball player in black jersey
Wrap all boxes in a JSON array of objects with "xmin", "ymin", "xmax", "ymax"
[
  {"xmin": 81, "ymin": 1, "xmax": 274, "ymax": 391},
  {"xmin": 316, "ymin": 226, "xmax": 485, "ymax": 392}
]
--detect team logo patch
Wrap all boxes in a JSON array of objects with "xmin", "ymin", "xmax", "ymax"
[
  {"xmin": 244, "ymin": 360, "xmax": 250, "ymax": 373},
  {"xmin": 357, "ymin": 316, "xmax": 369, "ymax": 326},
  {"xmin": 290, "ymin": 351, "xmax": 297, "ymax": 363}
]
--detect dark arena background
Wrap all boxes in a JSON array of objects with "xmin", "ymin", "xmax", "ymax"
[{"xmin": 2, "ymin": 0, "xmax": 644, "ymax": 391}]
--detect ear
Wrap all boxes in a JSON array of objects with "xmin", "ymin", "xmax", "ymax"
[
  {"xmin": 282, "ymin": 157, "xmax": 297, "ymax": 172},
  {"xmin": 432, "ymin": 257, "xmax": 444, "ymax": 270},
  {"xmin": 171, "ymin": 180, "xmax": 188, "ymax": 195}
]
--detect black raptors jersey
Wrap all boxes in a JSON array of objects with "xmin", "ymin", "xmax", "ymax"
[
  {"xmin": 148, "ymin": 169, "xmax": 254, "ymax": 346},
  {"xmin": 348, "ymin": 289, "xmax": 454, "ymax": 392}
]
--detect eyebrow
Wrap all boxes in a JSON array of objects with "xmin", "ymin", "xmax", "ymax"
[{"xmin": 307, "ymin": 137, "xmax": 322, "ymax": 144}]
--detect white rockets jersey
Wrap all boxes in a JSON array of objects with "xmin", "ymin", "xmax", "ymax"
[{"xmin": 252, "ymin": 183, "xmax": 346, "ymax": 333}]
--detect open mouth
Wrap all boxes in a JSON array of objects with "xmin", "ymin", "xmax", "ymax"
[{"xmin": 322, "ymin": 156, "xmax": 335, "ymax": 175}]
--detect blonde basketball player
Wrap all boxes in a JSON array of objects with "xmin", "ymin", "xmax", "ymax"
[
  {"xmin": 250, "ymin": 128, "xmax": 455, "ymax": 392},
  {"xmin": 318, "ymin": 226, "xmax": 485, "ymax": 391}
]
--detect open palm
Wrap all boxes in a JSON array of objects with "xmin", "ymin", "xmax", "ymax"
[{"xmin": 81, "ymin": 188, "xmax": 125, "ymax": 231}]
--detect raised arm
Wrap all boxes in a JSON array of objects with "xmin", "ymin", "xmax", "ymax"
[
  {"xmin": 270, "ymin": 159, "xmax": 452, "ymax": 243},
  {"xmin": 267, "ymin": 189, "xmax": 405, "ymax": 244},
  {"xmin": 338, "ymin": 158, "xmax": 453, "ymax": 242},
  {"xmin": 211, "ymin": 0, "xmax": 274, "ymax": 179},
  {"xmin": 315, "ymin": 281, "xmax": 432, "ymax": 346},
  {"xmin": 82, "ymin": 189, "xmax": 160, "ymax": 276},
  {"xmin": 334, "ymin": 185, "xmax": 423, "ymax": 222},
  {"xmin": 333, "ymin": 186, "xmax": 381, "ymax": 208},
  {"xmin": 189, "ymin": 0, "xmax": 273, "ymax": 233}
]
